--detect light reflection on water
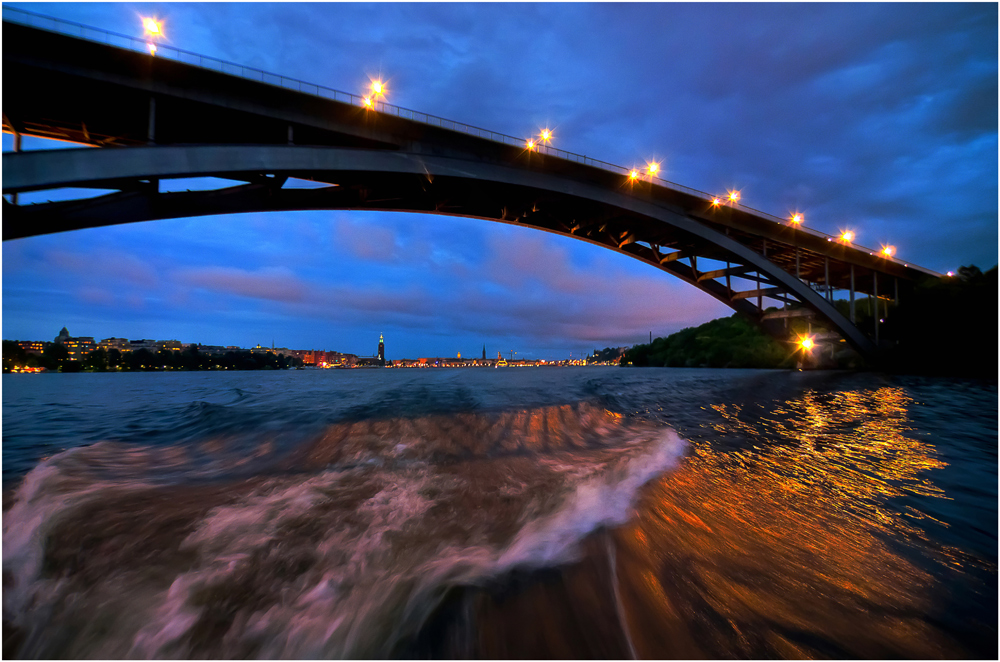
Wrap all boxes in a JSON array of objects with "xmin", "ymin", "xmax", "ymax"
[{"xmin": 612, "ymin": 386, "xmax": 963, "ymax": 659}]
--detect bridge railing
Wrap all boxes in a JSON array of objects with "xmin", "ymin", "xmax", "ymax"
[{"xmin": 2, "ymin": 6, "xmax": 937, "ymax": 277}]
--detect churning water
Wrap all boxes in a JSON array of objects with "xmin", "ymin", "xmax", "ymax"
[{"xmin": 2, "ymin": 367, "xmax": 996, "ymax": 658}]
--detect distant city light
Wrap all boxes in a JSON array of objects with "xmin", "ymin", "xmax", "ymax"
[
  {"xmin": 840, "ymin": 230, "xmax": 855, "ymax": 243},
  {"xmin": 791, "ymin": 213, "xmax": 803, "ymax": 225},
  {"xmin": 881, "ymin": 245, "xmax": 895, "ymax": 257},
  {"xmin": 727, "ymin": 189, "xmax": 740, "ymax": 203}
]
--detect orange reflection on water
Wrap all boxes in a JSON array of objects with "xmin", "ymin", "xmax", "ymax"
[{"xmin": 610, "ymin": 386, "xmax": 962, "ymax": 659}]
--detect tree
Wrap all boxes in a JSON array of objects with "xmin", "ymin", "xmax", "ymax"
[
  {"xmin": 84, "ymin": 347, "xmax": 109, "ymax": 371},
  {"xmin": 3, "ymin": 341, "xmax": 28, "ymax": 371}
]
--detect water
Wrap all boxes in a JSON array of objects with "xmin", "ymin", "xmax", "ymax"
[{"xmin": 2, "ymin": 367, "xmax": 996, "ymax": 658}]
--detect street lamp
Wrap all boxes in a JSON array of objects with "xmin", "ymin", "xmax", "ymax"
[{"xmin": 142, "ymin": 17, "xmax": 163, "ymax": 55}]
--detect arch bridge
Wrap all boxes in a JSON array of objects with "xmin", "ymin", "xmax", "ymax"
[{"xmin": 1, "ymin": 12, "xmax": 941, "ymax": 362}]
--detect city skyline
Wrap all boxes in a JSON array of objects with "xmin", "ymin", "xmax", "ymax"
[
  {"xmin": 5, "ymin": 324, "xmax": 603, "ymax": 364},
  {"xmin": 2, "ymin": 3, "xmax": 996, "ymax": 360}
]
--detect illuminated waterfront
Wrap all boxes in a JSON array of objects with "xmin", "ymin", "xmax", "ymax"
[{"xmin": 2, "ymin": 367, "xmax": 995, "ymax": 658}]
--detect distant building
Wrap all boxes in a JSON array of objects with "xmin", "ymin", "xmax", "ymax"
[
  {"xmin": 378, "ymin": 333, "xmax": 385, "ymax": 365},
  {"xmin": 99, "ymin": 338, "xmax": 131, "ymax": 352},
  {"xmin": 17, "ymin": 340, "xmax": 48, "ymax": 355},
  {"xmin": 54, "ymin": 327, "xmax": 95, "ymax": 361}
]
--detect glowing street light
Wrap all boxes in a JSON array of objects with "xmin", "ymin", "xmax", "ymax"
[
  {"xmin": 646, "ymin": 160, "xmax": 660, "ymax": 178},
  {"xmin": 539, "ymin": 128, "xmax": 553, "ymax": 143},
  {"xmin": 791, "ymin": 213, "xmax": 803, "ymax": 225},
  {"xmin": 142, "ymin": 17, "xmax": 162, "ymax": 37},
  {"xmin": 840, "ymin": 230, "xmax": 855, "ymax": 243},
  {"xmin": 798, "ymin": 335, "xmax": 815, "ymax": 352},
  {"xmin": 946, "ymin": 271, "xmax": 954, "ymax": 277},
  {"xmin": 628, "ymin": 169, "xmax": 639, "ymax": 182},
  {"xmin": 727, "ymin": 189, "xmax": 740, "ymax": 204},
  {"xmin": 363, "ymin": 78, "xmax": 387, "ymax": 109},
  {"xmin": 142, "ymin": 17, "xmax": 163, "ymax": 56},
  {"xmin": 526, "ymin": 139, "xmax": 536, "ymax": 150},
  {"xmin": 711, "ymin": 197, "xmax": 721, "ymax": 207},
  {"xmin": 881, "ymin": 245, "xmax": 895, "ymax": 257}
]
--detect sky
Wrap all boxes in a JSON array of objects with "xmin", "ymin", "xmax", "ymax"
[{"xmin": 2, "ymin": 2, "xmax": 997, "ymax": 360}]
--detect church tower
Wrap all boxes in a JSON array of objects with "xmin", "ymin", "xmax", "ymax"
[
  {"xmin": 482, "ymin": 344, "xmax": 486, "ymax": 360},
  {"xmin": 378, "ymin": 333, "xmax": 385, "ymax": 365}
]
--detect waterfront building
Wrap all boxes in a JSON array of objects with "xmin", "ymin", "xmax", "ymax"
[
  {"xmin": 53, "ymin": 327, "xmax": 95, "ymax": 361},
  {"xmin": 99, "ymin": 338, "xmax": 131, "ymax": 352},
  {"xmin": 378, "ymin": 333, "xmax": 385, "ymax": 365},
  {"xmin": 17, "ymin": 340, "xmax": 49, "ymax": 355}
]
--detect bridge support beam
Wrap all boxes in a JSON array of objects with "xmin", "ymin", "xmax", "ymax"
[
  {"xmin": 1, "ymin": 143, "xmax": 884, "ymax": 361},
  {"xmin": 850, "ymin": 264, "xmax": 856, "ymax": 324},
  {"xmin": 148, "ymin": 96, "xmax": 156, "ymax": 144},
  {"xmin": 874, "ymin": 271, "xmax": 879, "ymax": 345}
]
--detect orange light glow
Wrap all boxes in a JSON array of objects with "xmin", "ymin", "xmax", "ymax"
[
  {"xmin": 791, "ymin": 213, "xmax": 803, "ymax": 225},
  {"xmin": 728, "ymin": 190, "xmax": 740, "ymax": 203},
  {"xmin": 539, "ymin": 128, "xmax": 553, "ymax": 143},
  {"xmin": 946, "ymin": 271, "xmax": 954, "ymax": 277},
  {"xmin": 799, "ymin": 336, "xmax": 815, "ymax": 352},
  {"xmin": 147, "ymin": 42, "xmax": 157, "ymax": 55},
  {"xmin": 711, "ymin": 197, "xmax": 721, "ymax": 207},
  {"xmin": 647, "ymin": 161, "xmax": 660, "ymax": 176},
  {"xmin": 840, "ymin": 230, "xmax": 855, "ymax": 243},
  {"xmin": 628, "ymin": 169, "xmax": 639, "ymax": 181},
  {"xmin": 371, "ymin": 80, "xmax": 384, "ymax": 95},
  {"xmin": 362, "ymin": 96, "xmax": 373, "ymax": 108},
  {"xmin": 881, "ymin": 245, "xmax": 895, "ymax": 257},
  {"xmin": 526, "ymin": 139, "xmax": 536, "ymax": 150},
  {"xmin": 142, "ymin": 17, "xmax": 162, "ymax": 37}
]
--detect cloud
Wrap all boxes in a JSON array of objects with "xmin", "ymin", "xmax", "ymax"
[{"xmin": 175, "ymin": 266, "xmax": 307, "ymax": 302}]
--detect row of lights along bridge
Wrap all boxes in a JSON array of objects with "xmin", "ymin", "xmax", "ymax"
[{"xmin": 140, "ymin": 16, "xmax": 916, "ymax": 268}]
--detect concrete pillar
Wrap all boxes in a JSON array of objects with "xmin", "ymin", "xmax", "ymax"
[
  {"xmin": 825, "ymin": 257, "xmax": 831, "ymax": 301},
  {"xmin": 148, "ymin": 96, "xmax": 156, "ymax": 144},
  {"xmin": 873, "ymin": 271, "xmax": 879, "ymax": 344},
  {"xmin": 849, "ymin": 264, "xmax": 856, "ymax": 324},
  {"xmin": 12, "ymin": 128, "xmax": 20, "ymax": 205}
]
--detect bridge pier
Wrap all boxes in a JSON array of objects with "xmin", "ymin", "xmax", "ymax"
[
  {"xmin": 148, "ymin": 96, "xmax": 156, "ymax": 144},
  {"xmin": 850, "ymin": 264, "xmax": 856, "ymax": 323},
  {"xmin": 873, "ymin": 272, "xmax": 879, "ymax": 345}
]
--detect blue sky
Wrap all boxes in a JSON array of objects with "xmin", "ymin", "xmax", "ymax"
[{"xmin": 3, "ymin": 3, "xmax": 997, "ymax": 360}]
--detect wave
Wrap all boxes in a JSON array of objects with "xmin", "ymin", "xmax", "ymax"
[{"xmin": 2, "ymin": 403, "xmax": 685, "ymax": 659}]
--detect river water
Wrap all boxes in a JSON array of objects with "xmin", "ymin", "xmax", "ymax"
[{"xmin": 2, "ymin": 367, "xmax": 996, "ymax": 658}]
